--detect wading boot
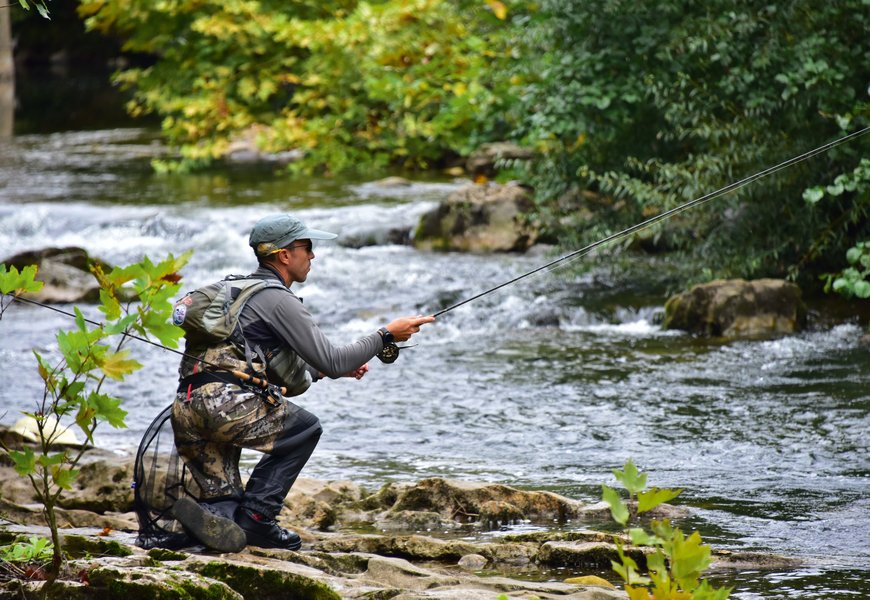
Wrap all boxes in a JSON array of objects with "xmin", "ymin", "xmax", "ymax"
[
  {"xmin": 235, "ymin": 507, "xmax": 302, "ymax": 551},
  {"xmin": 172, "ymin": 496, "xmax": 247, "ymax": 553}
]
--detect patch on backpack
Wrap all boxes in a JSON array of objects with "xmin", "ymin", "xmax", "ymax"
[{"xmin": 172, "ymin": 300, "xmax": 189, "ymax": 325}]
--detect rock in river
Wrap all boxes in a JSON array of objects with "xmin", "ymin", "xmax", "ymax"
[{"xmin": 663, "ymin": 278, "xmax": 807, "ymax": 338}]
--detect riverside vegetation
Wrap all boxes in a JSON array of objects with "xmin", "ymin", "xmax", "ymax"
[
  {"xmin": 11, "ymin": 0, "xmax": 868, "ymax": 292},
  {"xmin": 0, "ymin": 255, "xmax": 189, "ymax": 582},
  {"xmin": 602, "ymin": 461, "xmax": 730, "ymax": 600}
]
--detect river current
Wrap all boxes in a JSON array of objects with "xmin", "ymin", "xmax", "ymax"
[{"xmin": 1, "ymin": 129, "xmax": 868, "ymax": 598}]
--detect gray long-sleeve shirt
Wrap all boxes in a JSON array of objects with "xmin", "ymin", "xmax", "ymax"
[{"xmin": 239, "ymin": 266, "xmax": 384, "ymax": 380}]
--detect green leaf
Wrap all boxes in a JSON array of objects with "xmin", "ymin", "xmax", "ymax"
[
  {"xmin": 825, "ymin": 183, "xmax": 844, "ymax": 196},
  {"xmin": 602, "ymin": 484, "xmax": 630, "ymax": 525},
  {"xmin": 0, "ymin": 264, "xmax": 44, "ymax": 295},
  {"xmin": 33, "ymin": 350, "xmax": 56, "ymax": 385},
  {"xmin": 670, "ymin": 530, "xmax": 712, "ymax": 590},
  {"xmin": 99, "ymin": 287, "xmax": 122, "ymax": 321},
  {"xmin": 637, "ymin": 487, "xmax": 682, "ymax": 514},
  {"xmin": 628, "ymin": 527, "xmax": 659, "ymax": 546},
  {"xmin": 802, "ymin": 187, "xmax": 824, "ymax": 204},
  {"xmin": 29, "ymin": 0, "xmax": 50, "ymax": 19},
  {"xmin": 37, "ymin": 452, "xmax": 66, "ymax": 468},
  {"xmin": 853, "ymin": 280, "xmax": 870, "ymax": 299},
  {"xmin": 831, "ymin": 278, "xmax": 849, "ymax": 293},
  {"xmin": 647, "ymin": 551, "xmax": 674, "ymax": 595},
  {"xmin": 8, "ymin": 448, "xmax": 37, "ymax": 476},
  {"xmin": 100, "ymin": 349, "xmax": 142, "ymax": 380},
  {"xmin": 646, "ymin": 549, "xmax": 667, "ymax": 574},
  {"xmin": 87, "ymin": 392, "xmax": 128, "ymax": 429},
  {"xmin": 692, "ymin": 579, "xmax": 734, "ymax": 600},
  {"xmin": 614, "ymin": 459, "xmax": 647, "ymax": 497},
  {"xmin": 140, "ymin": 313, "xmax": 184, "ymax": 348},
  {"xmin": 28, "ymin": 537, "xmax": 53, "ymax": 560},
  {"xmin": 103, "ymin": 313, "xmax": 138, "ymax": 335},
  {"xmin": 610, "ymin": 559, "xmax": 630, "ymax": 582},
  {"xmin": 56, "ymin": 329, "xmax": 88, "ymax": 373},
  {"xmin": 0, "ymin": 536, "xmax": 54, "ymax": 563},
  {"xmin": 74, "ymin": 306, "xmax": 88, "ymax": 332},
  {"xmin": 51, "ymin": 467, "xmax": 80, "ymax": 490},
  {"xmin": 75, "ymin": 403, "xmax": 97, "ymax": 436},
  {"xmin": 613, "ymin": 543, "xmax": 651, "ymax": 586},
  {"xmin": 60, "ymin": 380, "xmax": 87, "ymax": 403},
  {"xmin": 650, "ymin": 518, "xmax": 676, "ymax": 542}
]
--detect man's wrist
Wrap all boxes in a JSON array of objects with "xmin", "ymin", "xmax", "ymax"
[{"xmin": 378, "ymin": 327, "xmax": 395, "ymax": 345}]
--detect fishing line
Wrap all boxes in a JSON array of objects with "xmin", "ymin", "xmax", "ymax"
[
  {"xmin": 2, "ymin": 126, "xmax": 867, "ymax": 367},
  {"xmin": 432, "ymin": 126, "xmax": 870, "ymax": 317},
  {"xmin": 2, "ymin": 294, "xmax": 287, "ymax": 395},
  {"xmin": 5, "ymin": 295, "xmax": 183, "ymax": 357}
]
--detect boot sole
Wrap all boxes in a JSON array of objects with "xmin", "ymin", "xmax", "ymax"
[
  {"xmin": 172, "ymin": 497, "xmax": 247, "ymax": 553},
  {"xmin": 241, "ymin": 527, "xmax": 302, "ymax": 551}
]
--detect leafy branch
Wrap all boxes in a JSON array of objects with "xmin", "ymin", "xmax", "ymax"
[
  {"xmin": 16, "ymin": 0, "xmax": 51, "ymax": 19},
  {"xmin": 602, "ymin": 460, "xmax": 731, "ymax": 600},
  {"xmin": 0, "ymin": 253, "xmax": 189, "ymax": 582}
]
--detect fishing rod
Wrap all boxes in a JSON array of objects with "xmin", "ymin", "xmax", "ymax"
[
  {"xmin": 3, "ymin": 127, "xmax": 868, "ymax": 368},
  {"xmin": 432, "ymin": 126, "xmax": 870, "ymax": 317},
  {"xmin": 2, "ymin": 294, "xmax": 290, "ymax": 398}
]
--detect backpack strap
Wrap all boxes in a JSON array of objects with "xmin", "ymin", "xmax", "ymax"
[{"xmin": 229, "ymin": 278, "xmax": 289, "ymax": 376}]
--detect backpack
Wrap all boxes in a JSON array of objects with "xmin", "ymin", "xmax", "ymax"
[
  {"xmin": 173, "ymin": 275, "xmax": 312, "ymax": 397},
  {"xmin": 172, "ymin": 275, "xmax": 284, "ymax": 349}
]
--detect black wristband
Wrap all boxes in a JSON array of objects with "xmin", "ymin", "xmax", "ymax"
[{"xmin": 378, "ymin": 327, "xmax": 395, "ymax": 345}]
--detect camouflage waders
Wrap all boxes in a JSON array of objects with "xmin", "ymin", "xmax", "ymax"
[{"xmin": 172, "ymin": 380, "xmax": 321, "ymax": 519}]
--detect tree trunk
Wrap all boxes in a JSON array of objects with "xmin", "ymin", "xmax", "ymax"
[{"xmin": 0, "ymin": 5, "xmax": 14, "ymax": 138}]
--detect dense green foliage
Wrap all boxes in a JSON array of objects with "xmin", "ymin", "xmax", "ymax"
[
  {"xmin": 71, "ymin": 1, "xmax": 870, "ymax": 286},
  {"xmin": 602, "ymin": 460, "xmax": 732, "ymax": 599},
  {"xmin": 80, "ymin": 0, "xmax": 518, "ymax": 174},
  {"xmin": 823, "ymin": 240, "xmax": 870, "ymax": 300},
  {"xmin": 0, "ymin": 255, "xmax": 188, "ymax": 581},
  {"xmin": 516, "ymin": 1, "xmax": 869, "ymax": 286}
]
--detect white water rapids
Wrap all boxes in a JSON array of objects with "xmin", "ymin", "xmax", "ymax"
[{"xmin": 1, "ymin": 129, "xmax": 868, "ymax": 598}]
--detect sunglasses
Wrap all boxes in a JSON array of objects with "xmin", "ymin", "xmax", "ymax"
[
  {"xmin": 264, "ymin": 239, "xmax": 314, "ymax": 256},
  {"xmin": 283, "ymin": 240, "xmax": 313, "ymax": 253}
]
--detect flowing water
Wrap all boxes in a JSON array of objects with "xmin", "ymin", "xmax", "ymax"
[{"xmin": 1, "ymin": 129, "xmax": 868, "ymax": 598}]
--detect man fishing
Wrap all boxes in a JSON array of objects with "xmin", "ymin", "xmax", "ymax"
[{"xmin": 170, "ymin": 213, "xmax": 434, "ymax": 552}]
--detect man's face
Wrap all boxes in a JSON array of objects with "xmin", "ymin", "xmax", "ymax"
[{"xmin": 282, "ymin": 239, "xmax": 314, "ymax": 283}]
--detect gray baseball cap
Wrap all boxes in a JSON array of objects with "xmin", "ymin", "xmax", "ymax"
[{"xmin": 249, "ymin": 214, "xmax": 337, "ymax": 256}]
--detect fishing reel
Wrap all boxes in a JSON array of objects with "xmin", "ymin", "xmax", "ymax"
[
  {"xmin": 376, "ymin": 342, "xmax": 400, "ymax": 364},
  {"xmin": 376, "ymin": 342, "xmax": 417, "ymax": 364},
  {"xmin": 376, "ymin": 327, "xmax": 416, "ymax": 364}
]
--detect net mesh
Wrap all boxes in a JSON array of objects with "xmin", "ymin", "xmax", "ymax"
[{"xmin": 133, "ymin": 404, "xmax": 201, "ymax": 549}]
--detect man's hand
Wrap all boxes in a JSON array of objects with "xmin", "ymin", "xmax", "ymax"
[
  {"xmin": 386, "ymin": 315, "xmax": 436, "ymax": 342},
  {"xmin": 343, "ymin": 364, "xmax": 369, "ymax": 380}
]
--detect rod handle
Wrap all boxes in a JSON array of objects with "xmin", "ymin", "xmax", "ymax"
[{"xmin": 230, "ymin": 370, "xmax": 288, "ymax": 396}]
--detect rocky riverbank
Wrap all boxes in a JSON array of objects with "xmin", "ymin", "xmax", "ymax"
[{"xmin": 0, "ymin": 428, "xmax": 801, "ymax": 599}]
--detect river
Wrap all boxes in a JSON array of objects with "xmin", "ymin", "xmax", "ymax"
[{"xmin": 1, "ymin": 128, "xmax": 868, "ymax": 598}]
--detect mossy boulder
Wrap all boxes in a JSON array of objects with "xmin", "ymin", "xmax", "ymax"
[
  {"xmin": 57, "ymin": 456, "xmax": 135, "ymax": 513},
  {"xmin": 663, "ymin": 278, "xmax": 806, "ymax": 338},
  {"xmin": 413, "ymin": 182, "xmax": 538, "ymax": 252},
  {"xmin": 87, "ymin": 565, "xmax": 242, "ymax": 599},
  {"xmin": 537, "ymin": 541, "xmax": 650, "ymax": 570},
  {"xmin": 385, "ymin": 477, "xmax": 585, "ymax": 524},
  {"xmin": 193, "ymin": 561, "xmax": 341, "ymax": 600},
  {"xmin": 61, "ymin": 534, "xmax": 134, "ymax": 559}
]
